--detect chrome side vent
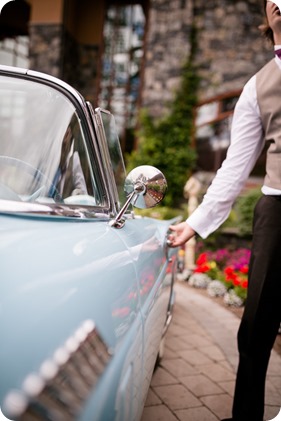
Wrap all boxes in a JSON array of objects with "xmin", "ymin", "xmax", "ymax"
[{"xmin": 3, "ymin": 320, "xmax": 112, "ymax": 421}]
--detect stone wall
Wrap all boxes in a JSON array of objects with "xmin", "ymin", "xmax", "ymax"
[
  {"xmin": 193, "ymin": 0, "xmax": 273, "ymax": 99},
  {"xmin": 142, "ymin": 0, "xmax": 193, "ymax": 118},
  {"xmin": 29, "ymin": 24, "xmax": 63, "ymax": 78},
  {"xmin": 62, "ymin": 31, "xmax": 100, "ymax": 104},
  {"xmin": 28, "ymin": 2, "xmax": 274, "ymax": 121},
  {"xmin": 29, "ymin": 24, "xmax": 100, "ymax": 104},
  {"xmin": 142, "ymin": 0, "xmax": 273, "ymax": 118}
]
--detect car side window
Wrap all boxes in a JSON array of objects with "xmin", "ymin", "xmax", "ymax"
[{"xmin": 51, "ymin": 113, "xmax": 98, "ymax": 206}]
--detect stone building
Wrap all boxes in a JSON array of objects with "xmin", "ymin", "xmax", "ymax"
[
  {"xmin": 0, "ymin": 0, "xmax": 273, "ymax": 160},
  {"xmin": 144, "ymin": 0, "xmax": 273, "ymax": 118}
]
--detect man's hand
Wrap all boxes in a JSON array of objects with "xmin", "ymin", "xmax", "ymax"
[{"xmin": 168, "ymin": 222, "xmax": 196, "ymax": 247}]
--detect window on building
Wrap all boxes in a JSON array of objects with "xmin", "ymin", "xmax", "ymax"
[
  {"xmin": 0, "ymin": 0, "xmax": 30, "ymax": 68},
  {"xmin": 0, "ymin": 36, "xmax": 29, "ymax": 68},
  {"xmin": 194, "ymin": 91, "xmax": 241, "ymax": 173},
  {"xmin": 194, "ymin": 90, "xmax": 266, "ymax": 178},
  {"xmin": 100, "ymin": 3, "xmax": 146, "ymax": 153}
]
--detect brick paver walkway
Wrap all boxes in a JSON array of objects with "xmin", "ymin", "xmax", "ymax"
[{"xmin": 141, "ymin": 282, "xmax": 281, "ymax": 421}]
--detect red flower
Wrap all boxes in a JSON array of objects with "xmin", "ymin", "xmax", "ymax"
[
  {"xmin": 194, "ymin": 263, "xmax": 210, "ymax": 273},
  {"xmin": 196, "ymin": 253, "xmax": 207, "ymax": 266},
  {"xmin": 240, "ymin": 265, "xmax": 249, "ymax": 274},
  {"xmin": 241, "ymin": 280, "xmax": 248, "ymax": 289},
  {"xmin": 233, "ymin": 275, "xmax": 241, "ymax": 286},
  {"xmin": 224, "ymin": 266, "xmax": 234, "ymax": 276},
  {"xmin": 224, "ymin": 266, "xmax": 236, "ymax": 283}
]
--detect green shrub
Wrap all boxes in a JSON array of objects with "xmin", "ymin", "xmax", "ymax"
[
  {"xmin": 126, "ymin": 26, "xmax": 199, "ymax": 207},
  {"xmin": 133, "ymin": 205, "xmax": 188, "ymax": 221}
]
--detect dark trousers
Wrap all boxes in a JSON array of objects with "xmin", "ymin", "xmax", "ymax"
[{"xmin": 232, "ymin": 195, "xmax": 281, "ymax": 421}]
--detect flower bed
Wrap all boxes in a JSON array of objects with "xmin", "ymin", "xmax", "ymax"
[{"xmin": 187, "ymin": 248, "xmax": 251, "ymax": 307}]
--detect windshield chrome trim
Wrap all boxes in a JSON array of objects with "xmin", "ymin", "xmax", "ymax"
[
  {"xmin": 86, "ymin": 102, "xmax": 116, "ymax": 215},
  {"xmin": 88, "ymin": 104, "xmax": 119, "ymax": 215}
]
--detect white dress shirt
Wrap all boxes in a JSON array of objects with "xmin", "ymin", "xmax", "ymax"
[{"xmin": 187, "ymin": 50, "xmax": 281, "ymax": 239}]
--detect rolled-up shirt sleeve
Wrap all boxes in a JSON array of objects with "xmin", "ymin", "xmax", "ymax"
[{"xmin": 187, "ymin": 75, "xmax": 265, "ymax": 238}]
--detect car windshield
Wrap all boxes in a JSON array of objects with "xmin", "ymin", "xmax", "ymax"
[{"xmin": 0, "ymin": 75, "xmax": 101, "ymax": 209}]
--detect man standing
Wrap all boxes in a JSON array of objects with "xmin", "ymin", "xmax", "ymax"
[{"xmin": 168, "ymin": 1, "xmax": 281, "ymax": 420}]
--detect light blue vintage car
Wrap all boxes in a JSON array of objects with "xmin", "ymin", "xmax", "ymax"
[{"xmin": 0, "ymin": 65, "xmax": 178, "ymax": 421}]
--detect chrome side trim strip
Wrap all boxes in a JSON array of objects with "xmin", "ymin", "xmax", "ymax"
[{"xmin": 3, "ymin": 320, "xmax": 112, "ymax": 421}]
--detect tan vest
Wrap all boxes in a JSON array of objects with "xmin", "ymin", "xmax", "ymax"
[{"xmin": 256, "ymin": 59, "xmax": 281, "ymax": 189}]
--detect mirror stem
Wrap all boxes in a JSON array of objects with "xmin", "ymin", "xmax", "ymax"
[{"xmin": 109, "ymin": 182, "xmax": 146, "ymax": 228}]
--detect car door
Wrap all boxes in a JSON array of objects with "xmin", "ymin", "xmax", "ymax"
[
  {"xmin": 115, "ymin": 217, "xmax": 177, "ymax": 415},
  {"xmin": 89, "ymin": 106, "xmax": 178, "ymax": 419}
]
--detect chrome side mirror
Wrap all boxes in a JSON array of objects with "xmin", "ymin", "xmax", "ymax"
[{"xmin": 109, "ymin": 165, "xmax": 167, "ymax": 228}]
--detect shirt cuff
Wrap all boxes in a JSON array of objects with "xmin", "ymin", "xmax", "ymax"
[{"xmin": 186, "ymin": 208, "xmax": 213, "ymax": 239}]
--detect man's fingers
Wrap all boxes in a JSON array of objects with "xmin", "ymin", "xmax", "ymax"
[{"xmin": 167, "ymin": 234, "xmax": 184, "ymax": 248}]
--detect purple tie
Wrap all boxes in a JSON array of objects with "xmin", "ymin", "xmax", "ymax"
[{"xmin": 275, "ymin": 48, "xmax": 281, "ymax": 59}]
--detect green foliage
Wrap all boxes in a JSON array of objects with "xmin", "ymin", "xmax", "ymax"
[
  {"xmin": 200, "ymin": 189, "xmax": 262, "ymax": 248},
  {"xmin": 234, "ymin": 285, "xmax": 248, "ymax": 301},
  {"xmin": 234, "ymin": 188, "xmax": 262, "ymax": 236},
  {"xmin": 126, "ymin": 27, "xmax": 200, "ymax": 207},
  {"xmin": 133, "ymin": 205, "xmax": 188, "ymax": 221}
]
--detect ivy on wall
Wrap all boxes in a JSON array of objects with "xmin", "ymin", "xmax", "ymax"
[{"xmin": 126, "ymin": 26, "xmax": 200, "ymax": 207}]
